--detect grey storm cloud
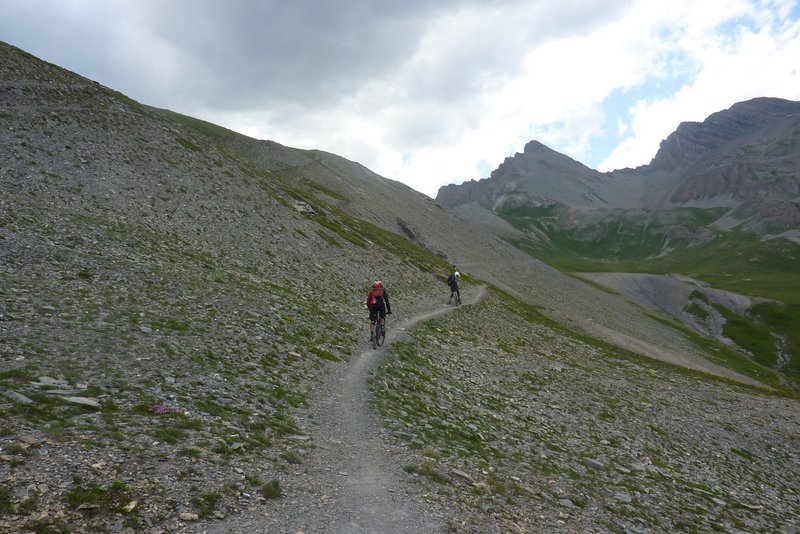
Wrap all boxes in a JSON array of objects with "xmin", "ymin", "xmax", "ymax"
[
  {"xmin": 133, "ymin": 1, "xmax": 443, "ymax": 109},
  {"xmin": 0, "ymin": 0, "xmax": 632, "ymax": 115}
]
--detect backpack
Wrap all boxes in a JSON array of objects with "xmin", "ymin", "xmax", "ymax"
[
  {"xmin": 372, "ymin": 286, "xmax": 384, "ymax": 299},
  {"xmin": 447, "ymin": 273, "xmax": 455, "ymax": 286}
]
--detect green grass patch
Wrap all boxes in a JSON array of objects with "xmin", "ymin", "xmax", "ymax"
[
  {"xmin": 281, "ymin": 451, "xmax": 303, "ymax": 464},
  {"xmin": 273, "ymin": 176, "xmax": 452, "ymax": 276},
  {"xmin": 505, "ymin": 215, "xmax": 799, "ymax": 387},
  {"xmin": 152, "ymin": 426, "xmax": 189, "ymax": 444},
  {"xmin": 713, "ymin": 304, "xmax": 778, "ymax": 367},
  {"xmin": 194, "ymin": 399, "xmax": 227, "ymax": 417},
  {"xmin": 685, "ymin": 302, "xmax": 710, "ymax": 319},
  {"xmin": 152, "ymin": 107, "xmax": 242, "ymax": 141},
  {"xmin": 730, "ymin": 447, "xmax": 758, "ymax": 462},
  {"xmin": 315, "ymin": 228, "xmax": 343, "ymax": 248},
  {"xmin": 304, "ymin": 178, "xmax": 351, "ymax": 201},
  {"xmin": 309, "ymin": 346, "xmax": 341, "ymax": 362},
  {"xmin": 261, "ymin": 479, "xmax": 282, "ymax": 499},
  {"xmin": 179, "ymin": 447, "xmax": 201, "ymax": 458},
  {"xmin": 502, "ymin": 207, "xmax": 729, "ymax": 264},
  {"xmin": 66, "ymin": 480, "xmax": 134, "ymax": 515},
  {"xmin": 749, "ymin": 302, "xmax": 800, "ymax": 378},
  {"xmin": 190, "ymin": 492, "xmax": 221, "ymax": 518},
  {"xmin": 176, "ymin": 137, "xmax": 203, "ymax": 152},
  {"xmin": 404, "ymin": 463, "xmax": 450, "ymax": 484},
  {"xmin": 0, "ymin": 369, "xmax": 37, "ymax": 383},
  {"xmin": 644, "ymin": 312, "xmax": 785, "ymax": 391},
  {"xmin": 0, "ymin": 486, "xmax": 12, "ymax": 515}
]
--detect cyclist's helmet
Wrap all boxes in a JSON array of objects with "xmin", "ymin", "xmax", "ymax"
[
  {"xmin": 454, "ymin": 271, "xmax": 460, "ymax": 278},
  {"xmin": 372, "ymin": 280, "xmax": 383, "ymax": 289}
]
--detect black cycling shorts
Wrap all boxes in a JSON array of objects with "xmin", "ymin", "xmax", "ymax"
[{"xmin": 369, "ymin": 301, "xmax": 386, "ymax": 321}]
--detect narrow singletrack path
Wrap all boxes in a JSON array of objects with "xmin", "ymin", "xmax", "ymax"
[{"xmin": 208, "ymin": 286, "xmax": 487, "ymax": 533}]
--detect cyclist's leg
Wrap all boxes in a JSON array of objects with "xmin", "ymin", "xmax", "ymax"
[{"xmin": 379, "ymin": 302, "xmax": 387, "ymax": 327}]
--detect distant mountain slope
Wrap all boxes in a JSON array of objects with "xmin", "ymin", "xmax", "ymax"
[{"xmin": 435, "ymin": 97, "xmax": 800, "ymax": 385}]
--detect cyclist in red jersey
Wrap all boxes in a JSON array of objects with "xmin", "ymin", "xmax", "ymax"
[{"xmin": 366, "ymin": 280, "xmax": 392, "ymax": 340}]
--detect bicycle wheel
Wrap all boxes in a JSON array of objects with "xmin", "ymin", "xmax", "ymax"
[
  {"xmin": 372, "ymin": 323, "xmax": 379, "ymax": 349},
  {"xmin": 376, "ymin": 321, "xmax": 385, "ymax": 347}
]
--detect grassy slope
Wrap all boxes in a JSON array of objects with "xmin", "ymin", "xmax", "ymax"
[
  {"xmin": 500, "ymin": 206, "xmax": 800, "ymax": 387},
  {"xmin": 370, "ymin": 288, "xmax": 799, "ymax": 532}
]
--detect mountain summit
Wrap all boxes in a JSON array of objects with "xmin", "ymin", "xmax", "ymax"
[{"xmin": 438, "ymin": 97, "xmax": 800, "ymax": 233}]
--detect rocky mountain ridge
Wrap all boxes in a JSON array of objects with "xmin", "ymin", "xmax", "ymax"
[{"xmin": 437, "ymin": 97, "xmax": 800, "ymax": 233}]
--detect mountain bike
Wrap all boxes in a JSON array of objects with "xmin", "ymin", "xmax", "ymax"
[{"xmin": 371, "ymin": 318, "xmax": 386, "ymax": 349}]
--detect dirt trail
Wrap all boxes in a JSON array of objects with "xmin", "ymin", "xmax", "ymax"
[{"xmin": 207, "ymin": 286, "xmax": 487, "ymax": 534}]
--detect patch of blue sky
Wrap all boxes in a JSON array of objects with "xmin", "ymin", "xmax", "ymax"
[
  {"xmin": 715, "ymin": 3, "xmax": 799, "ymax": 37},
  {"xmin": 475, "ymin": 159, "xmax": 493, "ymax": 177},
  {"xmin": 577, "ymin": 73, "xmax": 693, "ymax": 169},
  {"xmin": 515, "ymin": 54, "xmax": 695, "ymax": 170},
  {"xmin": 715, "ymin": 16, "xmax": 759, "ymax": 40},
  {"xmin": 522, "ymin": 119, "xmax": 613, "ymax": 170}
]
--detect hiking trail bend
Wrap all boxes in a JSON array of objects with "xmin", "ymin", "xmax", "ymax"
[{"xmin": 207, "ymin": 285, "xmax": 488, "ymax": 533}]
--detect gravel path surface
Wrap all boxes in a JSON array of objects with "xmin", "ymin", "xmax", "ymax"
[{"xmin": 205, "ymin": 287, "xmax": 487, "ymax": 533}]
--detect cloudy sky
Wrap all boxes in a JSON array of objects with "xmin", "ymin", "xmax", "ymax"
[{"xmin": 2, "ymin": 1, "xmax": 799, "ymax": 197}]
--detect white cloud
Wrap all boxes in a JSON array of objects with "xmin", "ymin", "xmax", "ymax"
[
  {"xmin": 1, "ymin": 0, "xmax": 798, "ymax": 197},
  {"xmin": 599, "ymin": 1, "xmax": 800, "ymax": 172}
]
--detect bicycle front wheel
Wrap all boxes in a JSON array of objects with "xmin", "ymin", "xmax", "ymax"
[{"xmin": 376, "ymin": 322, "xmax": 385, "ymax": 347}]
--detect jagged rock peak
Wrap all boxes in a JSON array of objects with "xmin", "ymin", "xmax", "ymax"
[
  {"xmin": 436, "ymin": 141, "xmax": 576, "ymax": 206},
  {"xmin": 648, "ymin": 97, "xmax": 800, "ymax": 171},
  {"xmin": 437, "ymin": 139, "xmax": 607, "ymax": 209}
]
